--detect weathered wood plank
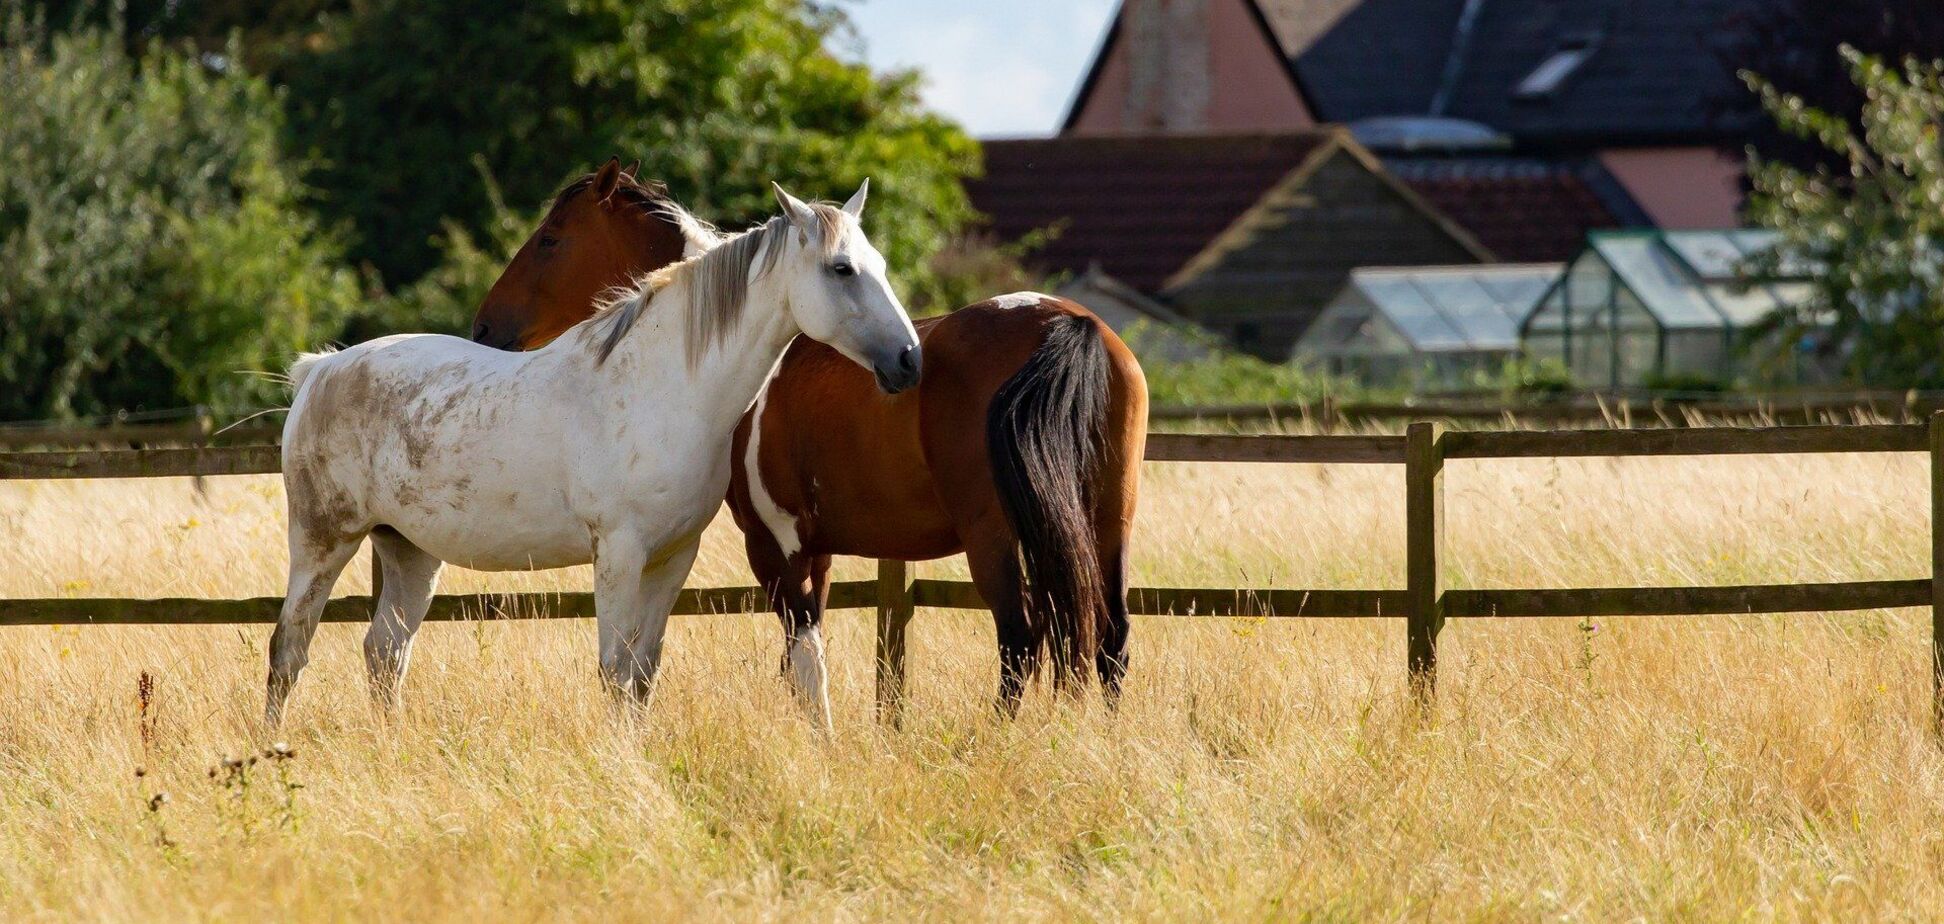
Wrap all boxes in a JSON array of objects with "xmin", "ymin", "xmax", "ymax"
[
  {"xmin": 0, "ymin": 581, "xmax": 883, "ymax": 626},
  {"xmin": 0, "ymin": 446, "xmax": 283, "ymax": 479},
  {"xmin": 0, "ymin": 420, "xmax": 283, "ymax": 450},
  {"xmin": 2, "ymin": 424, "xmax": 1922, "ymax": 479},
  {"xmin": 875, "ymin": 559, "xmax": 915, "ymax": 724},
  {"xmin": 1149, "ymin": 391, "xmax": 1944, "ymax": 425},
  {"xmin": 1405, "ymin": 422, "xmax": 1446, "ymax": 700},
  {"xmin": 909, "ymin": 579, "xmax": 1406, "ymax": 617},
  {"xmin": 1931, "ymin": 413, "xmax": 1944, "ymax": 730},
  {"xmin": 1443, "ymin": 424, "xmax": 1924, "ymax": 459},
  {"xmin": 1126, "ymin": 586, "xmax": 1406, "ymax": 618},
  {"xmin": 1143, "ymin": 432, "xmax": 1405, "ymax": 464},
  {"xmin": 1444, "ymin": 580, "xmax": 1928, "ymax": 618}
]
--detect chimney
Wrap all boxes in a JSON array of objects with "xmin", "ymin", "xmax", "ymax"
[{"xmin": 1121, "ymin": 0, "xmax": 1212, "ymax": 132}]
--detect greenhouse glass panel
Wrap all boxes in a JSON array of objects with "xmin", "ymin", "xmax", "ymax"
[
  {"xmin": 1478, "ymin": 273, "xmax": 1557, "ymax": 317},
  {"xmin": 1572, "ymin": 326, "xmax": 1612, "ymax": 384},
  {"xmin": 1347, "ymin": 312, "xmax": 1411, "ymax": 356},
  {"xmin": 1563, "ymin": 254, "xmax": 1613, "ymax": 330},
  {"xmin": 1616, "ymin": 330, "xmax": 1658, "ymax": 385},
  {"xmin": 1301, "ymin": 294, "xmax": 1376, "ymax": 352},
  {"xmin": 1527, "ymin": 331, "xmax": 1568, "ymax": 365},
  {"xmin": 1726, "ymin": 229, "xmax": 1796, "ymax": 273},
  {"xmin": 1664, "ymin": 231, "xmax": 1746, "ymax": 279},
  {"xmin": 1358, "ymin": 276, "xmax": 1467, "ymax": 350},
  {"xmin": 1702, "ymin": 282, "xmax": 1780, "ymax": 327},
  {"xmin": 1594, "ymin": 236, "xmax": 1724, "ymax": 329},
  {"xmin": 1662, "ymin": 329, "xmax": 1727, "ymax": 378},
  {"xmin": 1414, "ymin": 276, "xmax": 1520, "ymax": 349},
  {"xmin": 1526, "ymin": 283, "xmax": 1570, "ymax": 333}
]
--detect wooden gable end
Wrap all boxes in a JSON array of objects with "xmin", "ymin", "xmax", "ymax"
[{"xmin": 1161, "ymin": 141, "xmax": 1492, "ymax": 360}]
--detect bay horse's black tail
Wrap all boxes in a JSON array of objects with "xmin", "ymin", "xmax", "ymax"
[{"xmin": 986, "ymin": 313, "xmax": 1111, "ymax": 689}]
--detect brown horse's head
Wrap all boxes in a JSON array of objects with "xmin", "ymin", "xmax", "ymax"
[{"xmin": 472, "ymin": 157, "xmax": 710, "ymax": 350}]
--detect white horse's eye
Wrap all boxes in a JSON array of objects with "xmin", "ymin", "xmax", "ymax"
[{"xmin": 830, "ymin": 261, "xmax": 856, "ymax": 278}]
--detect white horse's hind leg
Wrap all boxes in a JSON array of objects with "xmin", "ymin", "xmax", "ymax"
[
  {"xmin": 596, "ymin": 534, "xmax": 701, "ymax": 704},
  {"xmin": 266, "ymin": 528, "xmax": 362, "ymax": 727},
  {"xmin": 364, "ymin": 527, "xmax": 444, "ymax": 711}
]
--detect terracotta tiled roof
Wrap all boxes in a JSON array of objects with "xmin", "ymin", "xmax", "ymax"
[
  {"xmin": 966, "ymin": 133, "xmax": 1335, "ymax": 292},
  {"xmin": 1387, "ymin": 157, "xmax": 1641, "ymax": 263}
]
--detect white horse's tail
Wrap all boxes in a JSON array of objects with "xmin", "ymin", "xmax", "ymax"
[{"xmin": 288, "ymin": 347, "xmax": 340, "ymax": 397}]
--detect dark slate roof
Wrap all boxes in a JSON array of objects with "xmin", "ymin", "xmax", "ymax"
[
  {"xmin": 1288, "ymin": 0, "xmax": 1465, "ymax": 123},
  {"xmin": 1289, "ymin": 0, "xmax": 1761, "ymax": 144},
  {"xmin": 966, "ymin": 133, "xmax": 1336, "ymax": 292},
  {"xmin": 1386, "ymin": 156, "xmax": 1648, "ymax": 262}
]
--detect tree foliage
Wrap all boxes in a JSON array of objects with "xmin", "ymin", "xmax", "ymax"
[
  {"xmin": 1743, "ymin": 47, "xmax": 1944, "ymax": 386},
  {"xmin": 274, "ymin": 0, "xmax": 979, "ymax": 293},
  {"xmin": 0, "ymin": 12, "xmax": 359, "ymax": 418},
  {"xmin": 1718, "ymin": 0, "xmax": 1944, "ymax": 172}
]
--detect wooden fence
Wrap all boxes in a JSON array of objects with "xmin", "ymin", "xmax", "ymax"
[
  {"xmin": 8, "ymin": 389, "xmax": 1943, "ymax": 449},
  {"xmin": 4, "ymin": 419, "xmax": 1942, "ymax": 723},
  {"xmin": 1149, "ymin": 390, "xmax": 1944, "ymax": 428}
]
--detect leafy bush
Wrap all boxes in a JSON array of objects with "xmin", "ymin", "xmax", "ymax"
[
  {"xmin": 1743, "ymin": 47, "xmax": 1944, "ymax": 386},
  {"xmin": 0, "ymin": 15, "xmax": 358, "ymax": 418},
  {"xmin": 1132, "ymin": 335, "xmax": 1345, "ymax": 407},
  {"xmin": 1468, "ymin": 357, "xmax": 1576, "ymax": 397},
  {"xmin": 275, "ymin": 0, "xmax": 980, "ymax": 303}
]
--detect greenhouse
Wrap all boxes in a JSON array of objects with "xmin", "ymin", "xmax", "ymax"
[
  {"xmin": 1294, "ymin": 264, "xmax": 1561, "ymax": 387},
  {"xmin": 1521, "ymin": 230, "xmax": 1815, "ymax": 388}
]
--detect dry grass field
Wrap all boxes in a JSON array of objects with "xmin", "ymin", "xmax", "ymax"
[{"xmin": 2, "ymin": 427, "xmax": 1942, "ymax": 920}]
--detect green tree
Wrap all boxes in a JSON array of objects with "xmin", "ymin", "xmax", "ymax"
[
  {"xmin": 0, "ymin": 13, "xmax": 359, "ymax": 419},
  {"xmin": 1743, "ymin": 47, "xmax": 1944, "ymax": 385},
  {"xmin": 275, "ymin": 0, "xmax": 978, "ymax": 302}
]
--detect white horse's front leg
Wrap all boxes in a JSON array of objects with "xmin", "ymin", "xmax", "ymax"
[{"xmin": 594, "ymin": 532, "xmax": 701, "ymax": 705}]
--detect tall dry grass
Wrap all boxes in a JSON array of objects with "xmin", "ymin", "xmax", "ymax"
[{"xmin": 1, "ymin": 425, "xmax": 1940, "ymax": 920}]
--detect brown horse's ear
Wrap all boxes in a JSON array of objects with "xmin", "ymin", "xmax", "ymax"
[
  {"xmin": 622, "ymin": 159, "xmax": 640, "ymax": 179},
  {"xmin": 594, "ymin": 157, "xmax": 623, "ymax": 204}
]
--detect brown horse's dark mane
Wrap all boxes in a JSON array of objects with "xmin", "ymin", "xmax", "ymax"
[{"xmin": 551, "ymin": 171, "xmax": 674, "ymax": 218}]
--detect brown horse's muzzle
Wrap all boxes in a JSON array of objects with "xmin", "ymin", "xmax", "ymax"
[{"xmin": 471, "ymin": 318, "xmax": 522, "ymax": 352}]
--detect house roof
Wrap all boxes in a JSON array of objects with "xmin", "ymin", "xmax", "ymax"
[
  {"xmin": 1303, "ymin": 263, "xmax": 1562, "ymax": 355},
  {"xmin": 966, "ymin": 132, "xmax": 1339, "ymax": 292},
  {"xmin": 1385, "ymin": 156, "xmax": 1647, "ymax": 262},
  {"xmin": 1285, "ymin": 0, "xmax": 1466, "ymax": 124},
  {"xmin": 1253, "ymin": 0, "xmax": 1368, "ymax": 56},
  {"xmin": 1281, "ymin": 0, "xmax": 1760, "ymax": 145}
]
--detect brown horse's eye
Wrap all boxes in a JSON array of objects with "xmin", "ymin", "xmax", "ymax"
[{"xmin": 538, "ymin": 234, "xmax": 561, "ymax": 250}]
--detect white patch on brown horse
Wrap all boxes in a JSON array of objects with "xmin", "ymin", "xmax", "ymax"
[
  {"xmin": 742, "ymin": 382, "xmax": 802, "ymax": 560},
  {"xmin": 988, "ymin": 291, "xmax": 1053, "ymax": 310}
]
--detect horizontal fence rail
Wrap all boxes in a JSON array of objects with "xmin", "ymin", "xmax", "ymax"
[
  {"xmin": 5, "ymin": 424, "xmax": 1925, "ymax": 481},
  {"xmin": 3, "ymin": 418, "xmax": 1942, "ymax": 726},
  {"xmin": 1149, "ymin": 390, "xmax": 1944, "ymax": 427}
]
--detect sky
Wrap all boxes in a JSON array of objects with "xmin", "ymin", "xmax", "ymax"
[{"xmin": 839, "ymin": 1, "xmax": 1121, "ymax": 138}]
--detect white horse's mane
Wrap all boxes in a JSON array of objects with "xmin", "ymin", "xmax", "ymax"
[{"xmin": 589, "ymin": 203, "xmax": 846, "ymax": 369}]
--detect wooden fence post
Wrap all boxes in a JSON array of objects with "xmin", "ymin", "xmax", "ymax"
[
  {"xmin": 1406, "ymin": 421, "xmax": 1447, "ymax": 704},
  {"xmin": 1930, "ymin": 412, "xmax": 1944, "ymax": 733},
  {"xmin": 876, "ymin": 558, "xmax": 914, "ymax": 725}
]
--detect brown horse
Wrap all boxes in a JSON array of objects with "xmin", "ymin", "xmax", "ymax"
[
  {"xmin": 475, "ymin": 159, "xmax": 1148, "ymax": 712},
  {"xmin": 471, "ymin": 159, "xmax": 712, "ymax": 350}
]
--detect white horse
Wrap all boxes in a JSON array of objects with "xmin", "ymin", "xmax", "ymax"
[{"xmin": 268, "ymin": 181, "xmax": 918, "ymax": 728}]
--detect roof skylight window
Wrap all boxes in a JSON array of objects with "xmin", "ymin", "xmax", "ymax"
[{"xmin": 1515, "ymin": 34, "xmax": 1601, "ymax": 100}]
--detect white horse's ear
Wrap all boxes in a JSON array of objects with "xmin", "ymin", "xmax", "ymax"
[
  {"xmin": 772, "ymin": 182, "xmax": 818, "ymax": 238},
  {"xmin": 841, "ymin": 178, "xmax": 869, "ymax": 219}
]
